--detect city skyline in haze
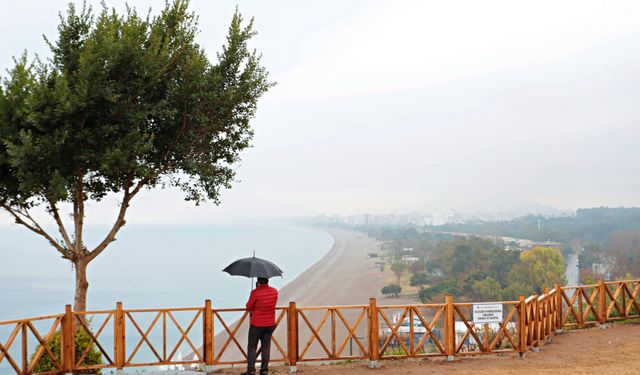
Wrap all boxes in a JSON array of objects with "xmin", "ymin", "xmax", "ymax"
[{"xmin": 1, "ymin": 0, "xmax": 639, "ymax": 225}]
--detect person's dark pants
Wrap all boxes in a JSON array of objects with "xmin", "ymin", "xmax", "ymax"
[{"xmin": 247, "ymin": 325, "xmax": 275, "ymax": 374}]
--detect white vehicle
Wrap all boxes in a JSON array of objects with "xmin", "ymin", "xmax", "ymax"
[{"xmin": 385, "ymin": 315, "xmax": 427, "ymax": 334}]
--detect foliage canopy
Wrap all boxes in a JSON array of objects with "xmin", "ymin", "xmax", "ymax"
[{"xmin": 381, "ymin": 284, "xmax": 402, "ymax": 297}]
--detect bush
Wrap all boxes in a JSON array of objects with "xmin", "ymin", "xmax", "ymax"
[
  {"xmin": 410, "ymin": 272, "xmax": 429, "ymax": 288},
  {"xmin": 418, "ymin": 287, "xmax": 432, "ymax": 303},
  {"xmin": 381, "ymin": 284, "xmax": 402, "ymax": 297},
  {"xmin": 31, "ymin": 326, "xmax": 103, "ymax": 374}
]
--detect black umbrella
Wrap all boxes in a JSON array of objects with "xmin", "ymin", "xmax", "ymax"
[{"xmin": 222, "ymin": 255, "xmax": 283, "ymax": 279}]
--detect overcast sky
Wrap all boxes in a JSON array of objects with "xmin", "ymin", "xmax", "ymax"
[{"xmin": 1, "ymin": 0, "xmax": 640, "ymax": 224}]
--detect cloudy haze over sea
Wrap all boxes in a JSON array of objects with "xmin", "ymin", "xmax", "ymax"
[
  {"xmin": 1, "ymin": 0, "xmax": 640, "ymax": 226},
  {"xmin": 0, "ymin": 222, "xmax": 333, "ymax": 320}
]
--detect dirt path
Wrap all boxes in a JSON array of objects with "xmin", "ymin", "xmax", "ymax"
[{"xmin": 213, "ymin": 322, "xmax": 640, "ymax": 374}]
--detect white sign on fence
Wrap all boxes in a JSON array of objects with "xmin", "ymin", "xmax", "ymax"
[{"xmin": 473, "ymin": 303, "xmax": 503, "ymax": 323}]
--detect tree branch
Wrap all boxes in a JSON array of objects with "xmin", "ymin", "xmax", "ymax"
[
  {"xmin": 88, "ymin": 177, "xmax": 149, "ymax": 261},
  {"xmin": 0, "ymin": 203, "xmax": 73, "ymax": 260},
  {"xmin": 46, "ymin": 197, "xmax": 75, "ymax": 253}
]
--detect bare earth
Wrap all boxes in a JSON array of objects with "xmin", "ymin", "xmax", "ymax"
[
  {"xmin": 277, "ymin": 323, "xmax": 640, "ymax": 374},
  {"xmin": 216, "ymin": 318, "xmax": 640, "ymax": 375},
  {"xmin": 213, "ymin": 229, "xmax": 640, "ymax": 374}
]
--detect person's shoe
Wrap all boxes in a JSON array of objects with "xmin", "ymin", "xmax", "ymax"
[
  {"xmin": 240, "ymin": 371, "xmax": 255, "ymax": 375},
  {"xmin": 259, "ymin": 370, "xmax": 268, "ymax": 375}
]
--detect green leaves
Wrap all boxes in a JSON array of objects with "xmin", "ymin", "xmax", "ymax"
[
  {"xmin": 0, "ymin": 0, "xmax": 272, "ymax": 207},
  {"xmin": 507, "ymin": 246, "xmax": 566, "ymax": 294}
]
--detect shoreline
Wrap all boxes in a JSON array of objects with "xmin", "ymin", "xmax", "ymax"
[
  {"xmin": 208, "ymin": 228, "xmax": 386, "ymax": 363},
  {"xmin": 275, "ymin": 228, "xmax": 384, "ymax": 306}
]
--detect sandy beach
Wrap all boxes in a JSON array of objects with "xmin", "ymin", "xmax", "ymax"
[
  {"xmin": 212, "ymin": 228, "xmax": 386, "ymax": 365},
  {"xmin": 277, "ymin": 228, "xmax": 385, "ymax": 306}
]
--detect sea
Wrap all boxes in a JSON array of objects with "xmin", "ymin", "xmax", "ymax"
[{"xmin": 0, "ymin": 221, "xmax": 333, "ymax": 319}]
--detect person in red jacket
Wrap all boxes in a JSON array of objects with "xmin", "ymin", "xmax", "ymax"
[{"xmin": 242, "ymin": 277, "xmax": 278, "ymax": 375}]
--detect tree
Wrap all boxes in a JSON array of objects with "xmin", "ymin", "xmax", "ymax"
[
  {"xmin": 608, "ymin": 229, "xmax": 640, "ymax": 278},
  {"xmin": 381, "ymin": 284, "xmax": 402, "ymax": 298},
  {"xmin": 471, "ymin": 276, "xmax": 501, "ymax": 301},
  {"xmin": 0, "ymin": 1, "xmax": 271, "ymax": 312},
  {"xmin": 500, "ymin": 281, "xmax": 530, "ymax": 300},
  {"xmin": 390, "ymin": 261, "xmax": 408, "ymax": 282},
  {"xmin": 410, "ymin": 272, "xmax": 428, "ymax": 291},
  {"xmin": 579, "ymin": 268, "xmax": 599, "ymax": 285},
  {"xmin": 418, "ymin": 287, "xmax": 433, "ymax": 303},
  {"xmin": 508, "ymin": 246, "xmax": 566, "ymax": 293},
  {"xmin": 409, "ymin": 260, "xmax": 426, "ymax": 274}
]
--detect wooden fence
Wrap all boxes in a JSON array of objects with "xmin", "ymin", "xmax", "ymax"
[{"xmin": 0, "ymin": 279, "xmax": 638, "ymax": 374}]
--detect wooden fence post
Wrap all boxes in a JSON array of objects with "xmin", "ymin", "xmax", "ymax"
[
  {"xmin": 598, "ymin": 280, "xmax": 607, "ymax": 328},
  {"xmin": 549, "ymin": 291, "xmax": 553, "ymax": 336},
  {"xmin": 543, "ymin": 288, "xmax": 551, "ymax": 342},
  {"xmin": 288, "ymin": 302, "xmax": 298, "ymax": 373},
  {"xmin": 331, "ymin": 309, "xmax": 337, "ymax": 358},
  {"xmin": 622, "ymin": 281, "xmax": 628, "ymax": 319},
  {"xmin": 518, "ymin": 295, "xmax": 526, "ymax": 358},
  {"xmin": 555, "ymin": 282, "xmax": 563, "ymax": 333},
  {"xmin": 22, "ymin": 321, "xmax": 27, "ymax": 375},
  {"xmin": 532, "ymin": 294, "xmax": 540, "ymax": 352},
  {"xmin": 62, "ymin": 305, "xmax": 74, "ymax": 374},
  {"xmin": 114, "ymin": 302, "xmax": 125, "ymax": 373},
  {"xmin": 203, "ymin": 299, "xmax": 214, "ymax": 371},
  {"xmin": 445, "ymin": 295, "xmax": 455, "ymax": 361},
  {"xmin": 368, "ymin": 298, "xmax": 379, "ymax": 368}
]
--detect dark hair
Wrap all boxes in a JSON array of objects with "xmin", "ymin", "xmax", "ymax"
[{"xmin": 257, "ymin": 277, "xmax": 269, "ymax": 285}]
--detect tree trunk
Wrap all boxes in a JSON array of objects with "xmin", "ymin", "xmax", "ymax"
[{"xmin": 74, "ymin": 257, "xmax": 90, "ymax": 313}]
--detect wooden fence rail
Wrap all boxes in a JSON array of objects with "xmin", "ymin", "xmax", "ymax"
[{"xmin": 1, "ymin": 279, "xmax": 639, "ymax": 374}]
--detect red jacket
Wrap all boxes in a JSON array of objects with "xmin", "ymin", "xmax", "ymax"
[{"xmin": 245, "ymin": 284, "xmax": 278, "ymax": 327}]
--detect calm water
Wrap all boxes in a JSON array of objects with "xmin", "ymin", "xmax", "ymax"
[{"xmin": 0, "ymin": 222, "xmax": 333, "ymax": 320}]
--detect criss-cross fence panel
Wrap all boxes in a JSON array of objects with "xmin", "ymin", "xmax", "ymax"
[
  {"xmin": 377, "ymin": 304, "xmax": 446, "ymax": 359},
  {"xmin": 622, "ymin": 280, "xmax": 640, "ymax": 318},
  {"xmin": 521, "ymin": 295, "xmax": 537, "ymax": 352},
  {"xmin": 547, "ymin": 288, "xmax": 562, "ymax": 336},
  {"xmin": 212, "ymin": 306, "xmax": 288, "ymax": 366},
  {"xmin": 603, "ymin": 280, "xmax": 640, "ymax": 321},
  {"xmin": 123, "ymin": 307, "xmax": 203, "ymax": 369},
  {"xmin": 296, "ymin": 305, "xmax": 369, "ymax": 362},
  {"xmin": 452, "ymin": 302, "xmax": 520, "ymax": 355},
  {"xmin": 535, "ymin": 289, "xmax": 559, "ymax": 345},
  {"xmin": 72, "ymin": 310, "xmax": 115, "ymax": 372},
  {"xmin": 0, "ymin": 315, "xmax": 64, "ymax": 375},
  {"xmin": 561, "ymin": 284, "xmax": 601, "ymax": 327}
]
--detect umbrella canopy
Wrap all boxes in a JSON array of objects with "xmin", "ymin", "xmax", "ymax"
[{"xmin": 222, "ymin": 256, "xmax": 283, "ymax": 279}]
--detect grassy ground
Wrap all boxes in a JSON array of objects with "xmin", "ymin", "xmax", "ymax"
[{"xmin": 380, "ymin": 252, "xmax": 422, "ymax": 301}]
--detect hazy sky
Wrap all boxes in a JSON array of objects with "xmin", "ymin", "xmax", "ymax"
[{"xmin": 1, "ymin": 0, "xmax": 640, "ymax": 224}]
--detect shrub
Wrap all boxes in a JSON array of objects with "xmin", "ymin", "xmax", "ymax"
[
  {"xmin": 418, "ymin": 287, "xmax": 432, "ymax": 303},
  {"xmin": 381, "ymin": 284, "xmax": 402, "ymax": 297},
  {"xmin": 410, "ymin": 272, "xmax": 429, "ymax": 289},
  {"xmin": 31, "ymin": 326, "xmax": 103, "ymax": 374}
]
